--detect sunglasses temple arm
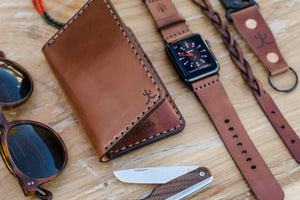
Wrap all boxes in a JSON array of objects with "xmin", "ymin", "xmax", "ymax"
[{"xmin": 36, "ymin": 187, "xmax": 53, "ymax": 200}]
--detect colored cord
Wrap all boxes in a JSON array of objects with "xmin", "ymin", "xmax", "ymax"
[{"xmin": 32, "ymin": 0, "xmax": 64, "ymax": 29}]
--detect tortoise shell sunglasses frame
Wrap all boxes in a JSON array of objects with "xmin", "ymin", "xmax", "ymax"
[{"xmin": 0, "ymin": 51, "xmax": 68, "ymax": 200}]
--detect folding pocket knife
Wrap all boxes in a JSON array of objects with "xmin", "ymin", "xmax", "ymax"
[{"xmin": 113, "ymin": 166, "xmax": 213, "ymax": 200}]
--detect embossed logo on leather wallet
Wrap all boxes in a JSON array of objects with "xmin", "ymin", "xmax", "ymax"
[{"xmin": 42, "ymin": 0, "xmax": 185, "ymax": 162}]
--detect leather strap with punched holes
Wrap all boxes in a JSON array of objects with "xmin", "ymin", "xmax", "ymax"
[
  {"xmin": 144, "ymin": 0, "xmax": 284, "ymax": 199},
  {"xmin": 192, "ymin": 74, "xmax": 283, "ymax": 200},
  {"xmin": 220, "ymin": 0, "xmax": 298, "ymax": 92},
  {"xmin": 193, "ymin": 0, "xmax": 300, "ymax": 164}
]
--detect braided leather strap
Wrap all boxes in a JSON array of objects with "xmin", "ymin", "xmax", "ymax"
[{"xmin": 193, "ymin": 0, "xmax": 300, "ymax": 163}]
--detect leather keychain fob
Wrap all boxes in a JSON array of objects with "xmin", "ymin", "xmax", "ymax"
[{"xmin": 220, "ymin": 0, "xmax": 298, "ymax": 92}]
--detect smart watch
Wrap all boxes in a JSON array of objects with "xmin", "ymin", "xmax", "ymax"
[
  {"xmin": 165, "ymin": 33, "xmax": 219, "ymax": 85},
  {"xmin": 143, "ymin": 0, "xmax": 284, "ymax": 199}
]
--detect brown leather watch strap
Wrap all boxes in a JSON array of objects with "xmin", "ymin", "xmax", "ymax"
[
  {"xmin": 193, "ymin": 0, "xmax": 300, "ymax": 164},
  {"xmin": 192, "ymin": 74, "xmax": 284, "ymax": 200},
  {"xmin": 144, "ymin": 0, "xmax": 192, "ymax": 43},
  {"xmin": 144, "ymin": 0, "xmax": 284, "ymax": 198},
  {"xmin": 231, "ymin": 5, "xmax": 288, "ymax": 76},
  {"xmin": 253, "ymin": 89, "xmax": 300, "ymax": 162}
]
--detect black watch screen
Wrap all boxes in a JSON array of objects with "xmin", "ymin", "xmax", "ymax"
[{"xmin": 166, "ymin": 34, "xmax": 219, "ymax": 83}]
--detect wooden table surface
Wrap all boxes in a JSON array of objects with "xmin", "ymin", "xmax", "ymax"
[{"xmin": 1, "ymin": 0, "xmax": 300, "ymax": 199}]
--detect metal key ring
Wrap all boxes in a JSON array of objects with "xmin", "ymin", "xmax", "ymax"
[{"xmin": 268, "ymin": 67, "xmax": 298, "ymax": 93}]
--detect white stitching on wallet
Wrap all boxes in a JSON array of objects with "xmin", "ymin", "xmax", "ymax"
[
  {"xmin": 47, "ymin": 0, "xmax": 94, "ymax": 45},
  {"xmin": 110, "ymin": 94, "xmax": 184, "ymax": 155},
  {"xmin": 45, "ymin": 0, "xmax": 180, "ymax": 154},
  {"xmin": 103, "ymin": 0, "xmax": 162, "ymax": 150}
]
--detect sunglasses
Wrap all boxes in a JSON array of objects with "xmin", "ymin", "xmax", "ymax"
[{"xmin": 0, "ymin": 51, "xmax": 67, "ymax": 200}]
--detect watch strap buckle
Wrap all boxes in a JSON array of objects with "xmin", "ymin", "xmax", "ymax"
[{"xmin": 219, "ymin": 0, "xmax": 259, "ymax": 20}]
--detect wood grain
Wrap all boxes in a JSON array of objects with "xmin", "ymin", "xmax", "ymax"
[
  {"xmin": 142, "ymin": 167, "xmax": 212, "ymax": 199},
  {"xmin": 0, "ymin": 0, "xmax": 300, "ymax": 199}
]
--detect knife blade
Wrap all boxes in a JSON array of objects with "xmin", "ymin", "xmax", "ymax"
[
  {"xmin": 114, "ymin": 166, "xmax": 213, "ymax": 200},
  {"xmin": 113, "ymin": 166, "xmax": 199, "ymax": 184}
]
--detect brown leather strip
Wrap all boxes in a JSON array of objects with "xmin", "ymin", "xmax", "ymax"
[
  {"xmin": 253, "ymin": 90, "xmax": 300, "ymax": 162},
  {"xmin": 231, "ymin": 5, "xmax": 289, "ymax": 76},
  {"xmin": 193, "ymin": 0, "xmax": 300, "ymax": 164},
  {"xmin": 144, "ymin": 0, "xmax": 192, "ymax": 43},
  {"xmin": 192, "ymin": 74, "xmax": 284, "ymax": 200}
]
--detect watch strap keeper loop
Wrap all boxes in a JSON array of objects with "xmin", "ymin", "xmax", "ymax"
[
  {"xmin": 156, "ymin": 14, "xmax": 186, "ymax": 31},
  {"xmin": 144, "ymin": 0, "xmax": 192, "ymax": 43}
]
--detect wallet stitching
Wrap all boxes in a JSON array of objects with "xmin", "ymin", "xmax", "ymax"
[
  {"xmin": 47, "ymin": 0, "xmax": 94, "ymax": 46},
  {"xmin": 109, "ymin": 94, "xmax": 184, "ymax": 155},
  {"xmin": 45, "ymin": 0, "xmax": 162, "ymax": 152},
  {"xmin": 104, "ymin": 0, "xmax": 162, "ymax": 150},
  {"xmin": 193, "ymin": 78, "xmax": 219, "ymax": 91}
]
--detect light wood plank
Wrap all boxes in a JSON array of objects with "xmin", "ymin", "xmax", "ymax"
[{"xmin": 0, "ymin": 0, "xmax": 299, "ymax": 199}]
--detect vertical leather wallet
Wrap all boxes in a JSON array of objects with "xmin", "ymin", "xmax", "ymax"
[{"xmin": 42, "ymin": 0, "xmax": 185, "ymax": 162}]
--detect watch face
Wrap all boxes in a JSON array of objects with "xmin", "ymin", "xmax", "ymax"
[{"xmin": 166, "ymin": 34, "xmax": 219, "ymax": 83}]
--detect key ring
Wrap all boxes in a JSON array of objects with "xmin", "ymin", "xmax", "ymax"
[{"xmin": 268, "ymin": 66, "xmax": 298, "ymax": 93}]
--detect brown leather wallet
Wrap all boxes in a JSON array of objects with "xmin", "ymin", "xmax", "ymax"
[{"xmin": 42, "ymin": 0, "xmax": 185, "ymax": 162}]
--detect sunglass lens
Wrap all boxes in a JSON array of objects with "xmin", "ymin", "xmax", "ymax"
[
  {"xmin": 0, "ymin": 61, "xmax": 31, "ymax": 103},
  {"xmin": 7, "ymin": 124, "xmax": 66, "ymax": 179}
]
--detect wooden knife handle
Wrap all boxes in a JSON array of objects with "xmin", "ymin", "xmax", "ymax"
[{"xmin": 141, "ymin": 167, "xmax": 212, "ymax": 200}]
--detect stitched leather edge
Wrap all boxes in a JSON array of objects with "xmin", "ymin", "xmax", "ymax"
[
  {"xmin": 43, "ymin": 0, "xmax": 163, "ymax": 153},
  {"xmin": 193, "ymin": 78, "xmax": 219, "ymax": 91},
  {"xmin": 103, "ymin": 0, "xmax": 162, "ymax": 150},
  {"xmin": 109, "ymin": 94, "xmax": 184, "ymax": 155},
  {"xmin": 164, "ymin": 29, "xmax": 190, "ymax": 40}
]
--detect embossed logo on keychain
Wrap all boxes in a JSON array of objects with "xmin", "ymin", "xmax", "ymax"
[
  {"xmin": 157, "ymin": 3, "xmax": 167, "ymax": 13},
  {"xmin": 254, "ymin": 32, "xmax": 274, "ymax": 49}
]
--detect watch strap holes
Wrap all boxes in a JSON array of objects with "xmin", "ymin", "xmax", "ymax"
[
  {"xmin": 291, "ymin": 140, "xmax": 296, "ymax": 144},
  {"xmin": 271, "ymin": 110, "xmax": 276, "ymax": 114}
]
